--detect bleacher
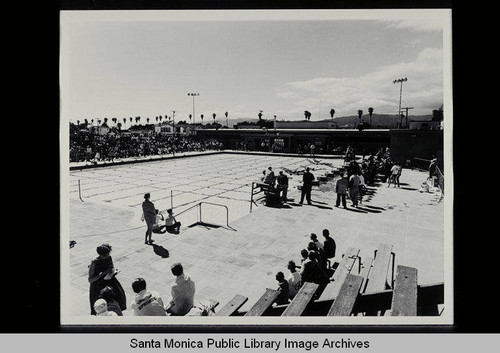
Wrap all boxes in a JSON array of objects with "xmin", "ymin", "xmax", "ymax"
[{"xmin": 212, "ymin": 243, "xmax": 444, "ymax": 317}]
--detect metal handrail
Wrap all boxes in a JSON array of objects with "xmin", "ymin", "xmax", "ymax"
[
  {"xmin": 199, "ymin": 201, "xmax": 231, "ymax": 229},
  {"xmin": 173, "ymin": 201, "xmax": 233, "ymax": 230},
  {"xmin": 174, "ymin": 202, "xmax": 202, "ymax": 219}
]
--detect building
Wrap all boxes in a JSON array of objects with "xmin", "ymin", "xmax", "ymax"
[{"xmin": 274, "ymin": 120, "xmax": 338, "ymax": 129}]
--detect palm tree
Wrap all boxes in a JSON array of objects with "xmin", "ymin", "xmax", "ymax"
[
  {"xmin": 225, "ymin": 111, "xmax": 228, "ymax": 127},
  {"xmin": 330, "ymin": 108, "xmax": 335, "ymax": 121},
  {"xmin": 357, "ymin": 110, "xmax": 363, "ymax": 125},
  {"xmin": 123, "ymin": 118, "xmax": 126, "ymax": 127},
  {"xmin": 212, "ymin": 113, "xmax": 216, "ymax": 122},
  {"xmin": 189, "ymin": 114, "xmax": 192, "ymax": 122},
  {"xmin": 129, "ymin": 117, "xmax": 133, "ymax": 125},
  {"xmin": 200, "ymin": 114, "xmax": 204, "ymax": 123},
  {"xmin": 146, "ymin": 118, "xmax": 150, "ymax": 125},
  {"xmin": 76, "ymin": 120, "xmax": 80, "ymax": 126},
  {"xmin": 117, "ymin": 122, "xmax": 122, "ymax": 131},
  {"xmin": 112, "ymin": 118, "xmax": 117, "ymax": 126},
  {"xmin": 368, "ymin": 107, "xmax": 374, "ymax": 127},
  {"xmin": 258, "ymin": 110, "xmax": 263, "ymax": 120},
  {"xmin": 304, "ymin": 110, "xmax": 311, "ymax": 121}
]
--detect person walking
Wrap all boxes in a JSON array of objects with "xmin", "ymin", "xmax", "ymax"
[
  {"xmin": 358, "ymin": 171, "xmax": 366, "ymax": 203},
  {"xmin": 349, "ymin": 172, "xmax": 361, "ymax": 208},
  {"xmin": 300, "ymin": 167, "xmax": 315, "ymax": 205},
  {"xmin": 335, "ymin": 173, "xmax": 348, "ymax": 209},
  {"xmin": 387, "ymin": 162, "xmax": 402, "ymax": 188},
  {"xmin": 141, "ymin": 193, "xmax": 156, "ymax": 244}
]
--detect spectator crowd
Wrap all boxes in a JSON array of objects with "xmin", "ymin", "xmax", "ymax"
[{"xmin": 70, "ymin": 129, "xmax": 223, "ymax": 163}]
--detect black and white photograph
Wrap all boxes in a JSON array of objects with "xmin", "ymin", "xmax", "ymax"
[{"xmin": 60, "ymin": 9, "xmax": 453, "ymax": 326}]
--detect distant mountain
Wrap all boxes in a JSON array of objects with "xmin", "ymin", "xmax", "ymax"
[{"xmin": 213, "ymin": 113, "xmax": 433, "ymax": 129}]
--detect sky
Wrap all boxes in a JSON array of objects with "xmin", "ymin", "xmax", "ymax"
[{"xmin": 60, "ymin": 10, "xmax": 451, "ymax": 125}]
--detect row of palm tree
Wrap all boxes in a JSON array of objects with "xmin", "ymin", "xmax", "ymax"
[{"xmin": 75, "ymin": 106, "xmax": 377, "ymax": 130}]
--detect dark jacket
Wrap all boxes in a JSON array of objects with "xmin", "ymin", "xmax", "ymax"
[
  {"xmin": 142, "ymin": 200, "xmax": 156, "ymax": 223},
  {"xmin": 303, "ymin": 171, "xmax": 315, "ymax": 187}
]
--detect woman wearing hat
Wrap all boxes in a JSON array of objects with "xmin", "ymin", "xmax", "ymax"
[{"xmin": 88, "ymin": 243, "xmax": 126, "ymax": 315}]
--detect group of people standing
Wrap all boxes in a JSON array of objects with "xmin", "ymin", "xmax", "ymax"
[
  {"xmin": 261, "ymin": 166, "xmax": 290, "ymax": 202},
  {"xmin": 88, "ymin": 243, "xmax": 196, "ymax": 316}
]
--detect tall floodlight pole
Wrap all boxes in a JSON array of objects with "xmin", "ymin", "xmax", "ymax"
[
  {"xmin": 393, "ymin": 77, "xmax": 408, "ymax": 129},
  {"xmin": 188, "ymin": 93, "xmax": 199, "ymax": 132},
  {"xmin": 172, "ymin": 110, "xmax": 175, "ymax": 134}
]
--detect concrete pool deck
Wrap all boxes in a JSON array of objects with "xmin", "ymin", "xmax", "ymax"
[{"xmin": 64, "ymin": 151, "xmax": 448, "ymax": 322}]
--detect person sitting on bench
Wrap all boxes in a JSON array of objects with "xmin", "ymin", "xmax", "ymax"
[{"xmin": 273, "ymin": 272, "xmax": 290, "ymax": 305}]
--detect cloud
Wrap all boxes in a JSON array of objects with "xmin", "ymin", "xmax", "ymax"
[
  {"xmin": 378, "ymin": 18, "xmax": 444, "ymax": 32},
  {"xmin": 274, "ymin": 48, "xmax": 443, "ymax": 118}
]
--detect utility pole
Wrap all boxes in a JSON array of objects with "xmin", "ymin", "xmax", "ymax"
[{"xmin": 401, "ymin": 107, "xmax": 413, "ymax": 129}]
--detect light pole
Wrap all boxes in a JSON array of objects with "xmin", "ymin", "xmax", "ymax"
[
  {"xmin": 172, "ymin": 110, "xmax": 175, "ymax": 134},
  {"xmin": 187, "ymin": 93, "xmax": 199, "ymax": 132},
  {"xmin": 393, "ymin": 77, "xmax": 407, "ymax": 129}
]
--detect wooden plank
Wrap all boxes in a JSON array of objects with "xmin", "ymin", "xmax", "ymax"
[
  {"xmin": 281, "ymin": 282, "xmax": 320, "ymax": 316},
  {"xmin": 358, "ymin": 256, "xmax": 373, "ymax": 294},
  {"xmin": 327, "ymin": 274, "xmax": 364, "ymax": 316},
  {"xmin": 365, "ymin": 244, "xmax": 393, "ymax": 293},
  {"xmin": 215, "ymin": 294, "xmax": 248, "ymax": 316},
  {"xmin": 317, "ymin": 248, "xmax": 360, "ymax": 301},
  {"xmin": 244, "ymin": 288, "xmax": 280, "ymax": 316},
  {"xmin": 391, "ymin": 266, "xmax": 418, "ymax": 316}
]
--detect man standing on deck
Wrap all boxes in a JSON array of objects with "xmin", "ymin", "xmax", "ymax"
[
  {"xmin": 141, "ymin": 193, "xmax": 156, "ymax": 245},
  {"xmin": 300, "ymin": 167, "xmax": 315, "ymax": 205}
]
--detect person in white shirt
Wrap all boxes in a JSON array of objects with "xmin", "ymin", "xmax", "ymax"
[
  {"xmin": 164, "ymin": 209, "xmax": 181, "ymax": 233},
  {"xmin": 130, "ymin": 278, "xmax": 166, "ymax": 316},
  {"xmin": 310, "ymin": 233, "xmax": 324, "ymax": 251},
  {"xmin": 358, "ymin": 172, "xmax": 366, "ymax": 204},
  {"xmin": 387, "ymin": 163, "xmax": 402, "ymax": 188},
  {"xmin": 287, "ymin": 261, "xmax": 302, "ymax": 299},
  {"xmin": 166, "ymin": 263, "xmax": 195, "ymax": 316}
]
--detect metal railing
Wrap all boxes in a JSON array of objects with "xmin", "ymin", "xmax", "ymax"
[{"xmin": 174, "ymin": 201, "xmax": 232, "ymax": 230}]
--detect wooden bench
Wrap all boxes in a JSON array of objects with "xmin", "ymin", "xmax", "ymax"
[
  {"xmin": 358, "ymin": 256, "xmax": 374, "ymax": 294},
  {"xmin": 364, "ymin": 243, "xmax": 395, "ymax": 293},
  {"xmin": 327, "ymin": 274, "xmax": 364, "ymax": 316},
  {"xmin": 244, "ymin": 288, "xmax": 280, "ymax": 316},
  {"xmin": 215, "ymin": 294, "xmax": 248, "ymax": 316},
  {"xmin": 390, "ymin": 265, "xmax": 418, "ymax": 316},
  {"xmin": 317, "ymin": 247, "xmax": 360, "ymax": 302},
  {"xmin": 281, "ymin": 282, "xmax": 320, "ymax": 316}
]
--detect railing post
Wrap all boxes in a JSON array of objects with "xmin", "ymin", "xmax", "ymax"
[
  {"xmin": 199, "ymin": 202, "xmax": 202, "ymax": 224},
  {"xmin": 78, "ymin": 179, "xmax": 83, "ymax": 202}
]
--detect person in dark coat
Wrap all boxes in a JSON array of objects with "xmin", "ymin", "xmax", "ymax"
[
  {"xmin": 300, "ymin": 167, "xmax": 315, "ymax": 205},
  {"xmin": 142, "ymin": 193, "xmax": 156, "ymax": 244},
  {"xmin": 88, "ymin": 244, "xmax": 126, "ymax": 315}
]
